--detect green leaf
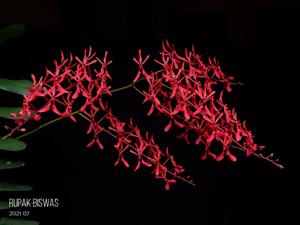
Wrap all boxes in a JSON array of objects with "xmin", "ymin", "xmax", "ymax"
[
  {"xmin": 0, "ymin": 107, "xmax": 21, "ymax": 120},
  {"xmin": 0, "ymin": 182, "xmax": 32, "ymax": 192},
  {"xmin": 0, "ymin": 217, "xmax": 39, "ymax": 225},
  {"xmin": 0, "ymin": 79, "xmax": 32, "ymax": 95},
  {"xmin": 0, "ymin": 136, "xmax": 26, "ymax": 152},
  {"xmin": 0, "ymin": 24, "xmax": 25, "ymax": 46},
  {"xmin": 0, "ymin": 159, "xmax": 25, "ymax": 170},
  {"xmin": 0, "ymin": 201, "xmax": 9, "ymax": 210}
]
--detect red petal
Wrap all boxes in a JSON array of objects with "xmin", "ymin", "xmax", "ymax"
[
  {"xmin": 206, "ymin": 91, "xmax": 215, "ymax": 100},
  {"xmin": 38, "ymin": 101, "xmax": 51, "ymax": 113},
  {"xmin": 165, "ymin": 182, "xmax": 170, "ymax": 191},
  {"xmin": 183, "ymin": 107, "xmax": 190, "ymax": 120},
  {"xmin": 226, "ymin": 151, "xmax": 237, "ymax": 162},
  {"xmin": 99, "ymin": 98, "xmax": 106, "ymax": 111},
  {"xmin": 142, "ymin": 55, "xmax": 150, "ymax": 65},
  {"xmin": 96, "ymin": 138, "xmax": 104, "ymax": 150},
  {"xmin": 9, "ymin": 113, "xmax": 17, "ymax": 118},
  {"xmin": 153, "ymin": 96, "xmax": 160, "ymax": 105},
  {"xmin": 219, "ymin": 91, "xmax": 224, "ymax": 103},
  {"xmin": 80, "ymin": 100, "xmax": 89, "ymax": 112},
  {"xmin": 174, "ymin": 119, "xmax": 184, "ymax": 128},
  {"xmin": 141, "ymin": 159, "xmax": 152, "ymax": 167},
  {"xmin": 114, "ymin": 157, "xmax": 120, "ymax": 167},
  {"xmin": 209, "ymin": 152, "xmax": 217, "ymax": 159},
  {"xmin": 184, "ymin": 133, "xmax": 191, "ymax": 144},
  {"xmin": 193, "ymin": 106, "xmax": 203, "ymax": 116},
  {"xmin": 170, "ymin": 87, "xmax": 177, "ymax": 99},
  {"xmin": 33, "ymin": 114, "xmax": 41, "ymax": 121},
  {"xmin": 72, "ymin": 86, "xmax": 80, "ymax": 99},
  {"xmin": 203, "ymin": 114, "xmax": 212, "ymax": 123},
  {"xmin": 31, "ymin": 74, "xmax": 37, "ymax": 84},
  {"xmin": 114, "ymin": 138, "xmax": 122, "ymax": 149},
  {"xmin": 86, "ymin": 59, "xmax": 97, "ymax": 66},
  {"xmin": 216, "ymin": 152, "xmax": 225, "ymax": 161},
  {"xmin": 133, "ymin": 71, "xmax": 141, "ymax": 83},
  {"xmin": 147, "ymin": 104, "xmax": 155, "ymax": 116},
  {"xmin": 52, "ymin": 103, "xmax": 61, "ymax": 116},
  {"xmin": 235, "ymin": 131, "xmax": 241, "ymax": 141},
  {"xmin": 226, "ymin": 83, "xmax": 232, "ymax": 92},
  {"xmin": 224, "ymin": 108, "xmax": 231, "ymax": 122},
  {"xmin": 164, "ymin": 120, "xmax": 172, "ymax": 132},
  {"xmin": 70, "ymin": 114, "xmax": 77, "ymax": 122},
  {"xmin": 121, "ymin": 156, "xmax": 130, "ymax": 168},
  {"xmin": 133, "ymin": 57, "xmax": 140, "ymax": 65},
  {"xmin": 195, "ymin": 135, "xmax": 202, "ymax": 145},
  {"xmin": 201, "ymin": 152, "xmax": 208, "ymax": 160},
  {"xmin": 155, "ymin": 166, "xmax": 160, "ymax": 176},
  {"xmin": 207, "ymin": 132, "xmax": 215, "ymax": 144},
  {"xmin": 87, "ymin": 123, "xmax": 94, "ymax": 134},
  {"xmin": 134, "ymin": 161, "xmax": 141, "ymax": 172},
  {"xmin": 246, "ymin": 149, "xmax": 252, "ymax": 157},
  {"xmin": 86, "ymin": 139, "xmax": 95, "ymax": 148},
  {"xmin": 205, "ymin": 106, "xmax": 212, "ymax": 117}
]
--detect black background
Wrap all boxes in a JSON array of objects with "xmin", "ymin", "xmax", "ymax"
[{"xmin": 0, "ymin": 0, "xmax": 296, "ymax": 224}]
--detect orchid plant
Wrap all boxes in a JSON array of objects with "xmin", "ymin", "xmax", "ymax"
[{"xmin": 0, "ymin": 25, "xmax": 283, "ymax": 208}]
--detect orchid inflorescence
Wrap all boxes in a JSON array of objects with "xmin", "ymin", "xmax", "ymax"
[
  {"xmin": 3, "ymin": 41, "xmax": 283, "ymax": 190},
  {"xmin": 133, "ymin": 41, "xmax": 283, "ymax": 169}
]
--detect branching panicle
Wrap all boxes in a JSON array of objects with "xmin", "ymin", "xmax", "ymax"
[{"xmin": 133, "ymin": 41, "xmax": 283, "ymax": 169}]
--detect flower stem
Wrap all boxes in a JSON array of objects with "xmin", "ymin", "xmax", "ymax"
[
  {"xmin": 15, "ymin": 116, "xmax": 62, "ymax": 140},
  {"xmin": 15, "ymin": 78, "xmax": 145, "ymax": 140},
  {"xmin": 109, "ymin": 77, "xmax": 144, "ymax": 94},
  {"xmin": 15, "ymin": 110, "xmax": 82, "ymax": 140}
]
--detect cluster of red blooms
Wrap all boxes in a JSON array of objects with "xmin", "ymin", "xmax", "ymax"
[
  {"xmin": 3, "ymin": 42, "xmax": 283, "ymax": 190},
  {"xmin": 5, "ymin": 48, "xmax": 112, "ymax": 134},
  {"xmin": 89, "ymin": 109, "xmax": 190, "ymax": 189},
  {"xmin": 4, "ymin": 47, "xmax": 191, "ymax": 190},
  {"xmin": 133, "ymin": 41, "xmax": 283, "ymax": 168},
  {"xmin": 80, "ymin": 107, "xmax": 190, "ymax": 189}
]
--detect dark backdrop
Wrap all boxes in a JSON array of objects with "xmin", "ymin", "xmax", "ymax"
[{"xmin": 0, "ymin": 1, "xmax": 296, "ymax": 224}]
